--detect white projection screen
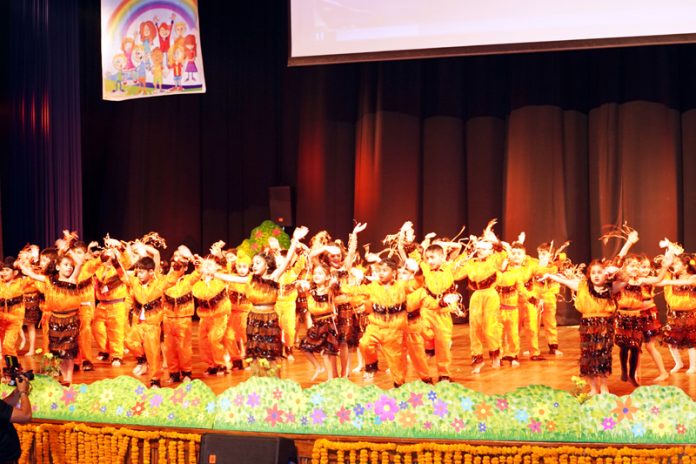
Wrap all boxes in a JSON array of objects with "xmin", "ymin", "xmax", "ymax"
[{"xmin": 289, "ymin": 0, "xmax": 696, "ymax": 65}]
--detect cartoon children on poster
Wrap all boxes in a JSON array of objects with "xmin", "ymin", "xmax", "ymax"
[{"xmin": 101, "ymin": 0, "xmax": 206, "ymax": 100}]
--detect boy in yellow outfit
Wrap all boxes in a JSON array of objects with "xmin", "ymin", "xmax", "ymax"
[
  {"xmin": 534, "ymin": 243, "xmax": 563, "ymax": 356},
  {"xmin": 161, "ymin": 248, "xmax": 197, "ymax": 382},
  {"xmin": 116, "ymin": 243, "xmax": 184, "ymax": 387},
  {"xmin": 465, "ymin": 237, "xmax": 507, "ymax": 374},
  {"xmin": 497, "ymin": 240, "xmax": 534, "ymax": 366},
  {"xmin": 93, "ymin": 250, "xmax": 131, "ymax": 367},
  {"xmin": 192, "ymin": 256, "xmax": 231, "ymax": 376},
  {"xmin": 223, "ymin": 252, "xmax": 252, "ymax": 371},
  {"xmin": 416, "ymin": 244, "xmax": 467, "ymax": 382},
  {"xmin": 342, "ymin": 257, "xmax": 419, "ymax": 387}
]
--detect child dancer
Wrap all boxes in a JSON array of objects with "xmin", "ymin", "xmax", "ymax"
[
  {"xmin": 542, "ymin": 261, "xmax": 618, "ymax": 394},
  {"xmin": 298, "ymin": 264, "xmax": 340, "ymax": 381}
]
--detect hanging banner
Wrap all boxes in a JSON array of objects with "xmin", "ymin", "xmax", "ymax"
[{"xmin": 101, "ymin": 0, "xmax": 206, "ymax": 101}]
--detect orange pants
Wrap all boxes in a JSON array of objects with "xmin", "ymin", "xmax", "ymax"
[
  {"xmin": 519, "ymin": 302, "xmax": 541, "ymax": 356},
  {"xmin": 125, "ymin": 322, "xmax": 162, "ymax": 381},
  {"xmin": 93, "ymin": 300, "xmax": 128, "ymax": 359},
  {"xmin": 468, "ymin": 287, "xmax": 501, "ymax": 358},
  {"xmin": 276, "ymin": 299, "xmax": 297, "ymax": 348},
  {"xmin": 163, "ymin": 316, "xmax": 193, "ymax": 374},
  {"xmin": 539, "ymin": 295, "xmax": 558, "ymax": 346},
  {"xmin": 199, "ymin": 313, "xmax": 228, "ymax": 368},
  {"xmin": 41, "ymin": 311, "xmax": 51, "ymax": 353},
  {"xmin": 500, "ymin": 306, "xmax": 520, "ymax": 358},
  {"xmin": 402, "ymin": 315, "xmax": 432, "ymax": 381},
  {"xmin": 77, "ymin": 303, "xmax": 95, "ymax": 363},
  {"xmin": 223, "ymin": 310, "xmax": 249, "ymax": 361},
  {"xmin": 0, "ymin": 310, "xmax": 25, "ymax": 356},
  {"xmin": 359, "ymin": 315, "xmax": 407, "ymax": 385},
  {"xmin": 422, "ymin": 307, "xmax": 453, "ymax": 377}
]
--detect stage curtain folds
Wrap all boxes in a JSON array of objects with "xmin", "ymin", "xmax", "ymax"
[{"xmin": 2, "ymin": 0, "xmax": 83, "ymax": 250}]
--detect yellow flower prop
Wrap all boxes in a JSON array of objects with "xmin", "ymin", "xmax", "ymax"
[
  {"xmin": 312, "ymin": 439, "xmax": 695, "ymax": 464},
  {"xmin": 15, "ymin": 423, "xmax": 200, "ymax": 464}
]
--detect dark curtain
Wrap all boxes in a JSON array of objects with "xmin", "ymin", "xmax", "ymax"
[
  {"xmin": 1, "ymin": 0, "xmax": 83, "ymax": 253},
  {"xmin": 5, "ymin": 2, "xmax": 696, "ymax": 323}
]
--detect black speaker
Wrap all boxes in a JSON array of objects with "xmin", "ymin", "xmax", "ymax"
[
  {"xmin": 199, "ymin": 434, "xmax": 297, "ymax": 464},
  {"xmin": 269, "ymin": 186, "xmax": 293, "ymax": 226}
]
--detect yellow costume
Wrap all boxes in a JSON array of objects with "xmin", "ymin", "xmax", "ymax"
[
  {"xmin": 463, "ymin": 251, "xmax": 506, "ymax": 364},
  {"xmin": 662, "ymin": 281, "xmax": 696, "ymax": 348},
  {"xmin": 533, "ymin": 261, "xmax": 561, "ymax": 352},
  {"xmin": 246, "ymin": 275, "xmax": 282, "ymax": 360},
  {"xmin": 0, "ymin": 278, "xmax": 30, "ymax": 356},
  {"xmin": 418, "ymin": 255, "xmax": 467, "ymax": 378},
  {"xmin": 224, "ymin": 278, "xmax": 252, "ymax": 367},
  {"xmin": 402, "ymin": 290, "xmax": 433, "ymax": 382},
  {"xmin": 574, "ymin": 281, "xmax": 616, "ymax": 377},
  {"xmin": 496, "ymin": 265, "xmax": 527, "ymax": 362},
  {"xmin": 193, "ymin": 277, "xmax": 231, "ymax": 372},
  {"xmin": 75, "ymin": 258, "xmax": 101, "ymax": 366},
  {"xmin": 162, "ymin": 270, "xmax": 199, "ymax": 378},
  {"xmin": 94, "ymin": 263, "xmax": 130, "ymax": 362},
  {"xmin": 343, "ymin": 279, "xmax": 414, "ymax": 386},
  {"xmin": 35, "ymin": 277, "xmax": 90, "ymax": 359},
  {"xmin": 123, "ymin": 269, "xmax": 182, "ymax": 383},
  {"xmin": 518, "ymin": 258, "xmax": 541, "ymax": 357},
  {"xmin": 275, "ymin": 256, "xmax": 305, "ymax": 352}
]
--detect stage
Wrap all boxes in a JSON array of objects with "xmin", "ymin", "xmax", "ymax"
[
  {"xmin": 6, "ymin": 323, "xmax": 696, "ymax": 452},
  {"xmin": 38, "ymin": 324, "xmax": 696, "ymax": 398}
]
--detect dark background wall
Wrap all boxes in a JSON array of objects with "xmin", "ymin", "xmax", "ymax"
[{"xmin": 4, "ymin": 1, "xmax": 696, "ymax": 324}]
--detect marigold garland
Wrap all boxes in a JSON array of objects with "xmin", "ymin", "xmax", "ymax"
[
  {"xmin": 312, "ymin": 439, "xmax": 690, "ymax": 464},
  {"xmin": 15, "ymin": 422, "xmax": 200, "ymax": 464}
]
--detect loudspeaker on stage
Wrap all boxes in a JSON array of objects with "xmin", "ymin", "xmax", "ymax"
[{"xmin": 199, "ymin": 434, "xmax": 297, "ymax": 464}]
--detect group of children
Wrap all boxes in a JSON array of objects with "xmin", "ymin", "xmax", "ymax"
[{"xmin": 1, "ymin": 223, "xmax": 695, "ymax": 394}]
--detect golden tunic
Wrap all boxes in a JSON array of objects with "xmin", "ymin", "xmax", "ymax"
[
  {"xmin": 163, "ymin": 271, "xmax": 199, "ymax": 318},
  {"xmin": 574, "ymin": 281, "xmax": 616, "ymax": 318},
  {"xmin": 192, "ymin": 277, "xmax": 230, "ymax": 318}
]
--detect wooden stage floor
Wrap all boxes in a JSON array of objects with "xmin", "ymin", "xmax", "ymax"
[{"xmin": 20, "ymin": 323, "xmax": 696, "ymax": 398}]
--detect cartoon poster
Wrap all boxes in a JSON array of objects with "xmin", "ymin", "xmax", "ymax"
[{"xmin": 101, "ymin": 0, "xmax": 206, "ymax": 101}]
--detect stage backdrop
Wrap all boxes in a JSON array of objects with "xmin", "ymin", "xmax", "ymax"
[
  {"xmin": 6, "ymin": 2, "xmax": 696, "ymax": 325},
  {"xmin": 100, "ymin": 0, "xmax": 206, "ymax": 100}
]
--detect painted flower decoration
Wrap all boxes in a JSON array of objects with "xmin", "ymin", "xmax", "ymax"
[
  {"xmin": 632, "ymin": 423, "xmax": 646, "ymax": 437},
  {"xmin": 460, "ymin": 397, "xmax": 474, "ymax": 412},
  {"xmin": 433, "ymin": 399, "xmax": 449, "ymax": 418},
  {"xmin": 546, "ymin": 421, "xmax": 556, "ymax": 432},
  {"xmin": 611, "ymin": 398, "xmax": 638, "ymax": 422},
  {"xmin": 474, "ymin": 402, "xmax": 493, "ymax": 421},
  {"xmin": 409, "ymin": 393, "xmax": 424, "ymax": 408},
  {"xmin": 131, "ymin": 401, "xmax": 145, "ymax": 416},
  {"xmin": 247, "ymin": 392, "xmax": 260, "ymax": 408},
  {"xmin": 336, "ymin": 406, "xmax": 351, "ymax": 424},
  {"xmin": 478, "ymin": 422, "xmax": 487, "ymax": 433},
  {"xmin": 311, "ymin": 408, "xmax": 327, "ymax": 425},
  {"xmin": 265, "ymin": 404, "xmax": 284, "ymax": 427},
  {"xmin": 496, "ymin": 398, "xmax": 509, "ymax": 411},
  {"xmin": 515, "ymin": 409, "xmax": 529, "ymax": 423},
  {"xmin": 397, "ymin": 410, "xmax": 417, "ymax": 428},
  {"xmin": 170, "ymin": 389, "xmax": 186, "ymax": 405},
  {"xmin": 528, "ymin": 419, "xmax": 542, "ymax": 433},
  {"xmin": 374, "ymin": 395, "xmax": 398, "ymax": 422},
  {"xmin": 61, "ymin": 387, "xmax": 77, "ymax": 406},
  {"xmin": 676, "ymin": 423, "xmax": 687, "ymax": 435},
  {"xmin": 602, "ymin": 417, "xmax": 616, "ymax": 431},
  {"xmin": 451, "ymin": 418, "xmax": 466, "ymax": 433}
]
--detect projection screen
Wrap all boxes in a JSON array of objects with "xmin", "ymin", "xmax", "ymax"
[{"xmin": 289, "ymin": 0, "xmax": 696, "ymax": 65}]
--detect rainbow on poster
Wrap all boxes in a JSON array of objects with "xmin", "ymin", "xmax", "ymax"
[{"xmin": 101, "ymin": 0, "xmax": 206, "ymax": 101}]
